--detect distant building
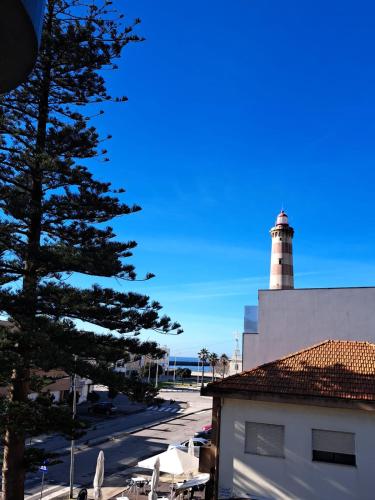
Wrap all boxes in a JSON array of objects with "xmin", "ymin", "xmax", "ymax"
[
  {"xmin": 228, "ymin": 334, "xmax": 243, "ymax": 376},
  {"xmin": 115, "ymin": 346, "xmax": 170, "ymax": 377},
  {"xmin": 0, "ymin": 368, "xmax": 92, "ymax": 404},
  {"xmin": 28, "ymin": 369, "xmax": 71, "ymax": 403},
  {"xmin": 203, "ymin": 340, "xmax": 375, "ymax": 500}
]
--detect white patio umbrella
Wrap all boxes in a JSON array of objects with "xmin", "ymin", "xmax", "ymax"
[
  {"xmin": 138, "ymin": 447, "xmax": 198, "ymax": 476},
  {"xmin": 188, "ymin": 438, "xmax": 195, "ymax": 458},
  {"xmin": 93, "ymin": 450, "xmax": 105, "ymax": 500},
  {"xmin": 148, "ymin": 456, "xmax": 160, "ymax": 500},
  {"xmin": 139, "ymin": 449, "xmax": 198, "ymax": 500}
]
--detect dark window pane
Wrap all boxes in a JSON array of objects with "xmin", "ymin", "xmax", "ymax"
[{"xmin": 313, "ymin": 449, "xmax": 356, "ymax": 466}]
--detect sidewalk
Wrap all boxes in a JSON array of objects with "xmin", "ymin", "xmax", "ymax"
[{"xmin": 27, "ymin": 406, "xmax": 212, "ymax": 499}]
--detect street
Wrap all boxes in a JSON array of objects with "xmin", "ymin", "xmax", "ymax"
[{"xmin": 24, "ymin": 390, "xmax": 212, "ymax": 498}]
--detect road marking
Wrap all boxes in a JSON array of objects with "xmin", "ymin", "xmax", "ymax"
[
  {"xmin": 25, "ymin": 485, "xmax": 63, "ymax": 499},
  {"xmin": 147, "ymin": 405, "xmax": 180, "ymax": 412},
  {"xmin": 42, "ymin": 486, "xmax": 70, "ymax": 499}
]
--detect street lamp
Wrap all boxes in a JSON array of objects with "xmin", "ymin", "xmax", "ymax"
[
  {"xmin": 155, "ymin": 362, "xmax": 159, "ymax": 389},
  {"xmin": 69, "ymin": 355, "xmax": 78, "ymax": 499}
]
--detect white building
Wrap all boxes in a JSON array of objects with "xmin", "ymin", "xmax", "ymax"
[
  {"xmin": 114, "ymin": 345, "xmax": 170, "ymax": 376},
  {"xmin": 243, "ymin": 286, "xmax": 375, "ymax": 370},
  {"xmin": 204, "ymin": 340, "xmax": 375, "ymax": 500}
]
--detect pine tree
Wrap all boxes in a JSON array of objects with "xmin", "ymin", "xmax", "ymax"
[{"xmin": 0, "ymin": 1, "xmax": 181, "ymax": 498}]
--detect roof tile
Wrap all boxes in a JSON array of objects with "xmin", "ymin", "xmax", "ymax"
[{"xmin": 206, "ymin": 340, "xmax": 375, "ymax": 402}]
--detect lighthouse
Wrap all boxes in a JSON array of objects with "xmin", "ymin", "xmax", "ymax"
[{"xmin": 269, "ymin": 210, "xmax": 294, "ymax": 289}]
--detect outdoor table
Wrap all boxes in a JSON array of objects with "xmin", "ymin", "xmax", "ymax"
[
  {"xmin": 175, "ymin": 473, "xmax": 210, "ymax": 498},
  {"xmin": 130, "ymin": 476, "xmax": 150, "ymax": 495}
]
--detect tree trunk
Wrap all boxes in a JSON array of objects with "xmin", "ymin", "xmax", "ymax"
[
  {"xmin": 1, "ymin": 3, "xmax": 53, "ymax": 498},
  {"xmin": 2, "ymin": 431, "xmax": 26, "ymax": 500},
  {"xmin": 2, "ymin": 372, "xmax": 29, "ymax": 499}
]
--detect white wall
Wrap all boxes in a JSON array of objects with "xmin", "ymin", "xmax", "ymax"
[
  {"xmin": 243, "ymin": 287, "xmax": 375, "ymax": 370},
  {"xmin": 218, "ymin": 398, "xmax": 375, "ymax": 500}
]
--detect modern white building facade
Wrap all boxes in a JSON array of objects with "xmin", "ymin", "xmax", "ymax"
[{"xmin": 243, "ymin": 286, "xmax": 375, "ymax": 370}]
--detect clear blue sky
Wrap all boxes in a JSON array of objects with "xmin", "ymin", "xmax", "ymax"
[{"xmin": 86, "ymin": 0, "xmax": 375, "ymax": 357}]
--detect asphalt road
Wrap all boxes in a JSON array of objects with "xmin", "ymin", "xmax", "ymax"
[{"xmin": 24, "ymin": 390, "xmax": 212, "ymax": 498}]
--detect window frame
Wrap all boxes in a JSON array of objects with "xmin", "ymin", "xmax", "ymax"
[
  {"xmin": 311, "ymin": 429, "xmax": 356, "ymax": 467},
  {"xmin": 244, "ymin": 421, "xmax": 285, "ymax": 459}
]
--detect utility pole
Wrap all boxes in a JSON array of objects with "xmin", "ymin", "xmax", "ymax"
[
  {"xmin": 155, "ymin": 362, "xmax": 159, "ymax": 389},
  {"xmin": 148, "ymin": 357, "xmax": 151, "ymax": 383},
  {"xmin": 69, "ymin": 355, "xmax": 78, "ymax": 499},
  {"xmin": 173, "ymin": 356, "xmax": 176, "ymax": 383},
  {"xmin": 197, "ymin": 360, "xmax": 200, "ymax": 386}
]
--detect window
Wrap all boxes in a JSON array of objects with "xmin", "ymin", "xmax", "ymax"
[
  {"xmin": 278, "ymin": 258, "xmax": 282, "ymax": 265},
  {"xmin": 312, "ymin": 429, "xmax": 356, "ymax": 466},
  {"xmin": 245, "ymin": 422, "xmax": 285, "ymax": 458}
]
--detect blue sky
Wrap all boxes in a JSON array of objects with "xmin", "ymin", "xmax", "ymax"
[{"xmin": 85, "ymin": 0, "xmax": 375, "ymax": 357}]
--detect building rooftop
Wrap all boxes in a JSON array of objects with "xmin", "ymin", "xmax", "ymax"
[{"xmin": 203, "ymin": 340, "xmax": 375, "ymax": 404}]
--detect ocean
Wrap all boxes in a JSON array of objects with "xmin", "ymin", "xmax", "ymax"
[{"xmin": 169, "ymin": 356, "xmax": 209, "ymax": 371}]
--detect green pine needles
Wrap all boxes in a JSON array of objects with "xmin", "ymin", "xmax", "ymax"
[{"xmin": 0, "ymin": 1, "xmax": 181, "ymax": 498}]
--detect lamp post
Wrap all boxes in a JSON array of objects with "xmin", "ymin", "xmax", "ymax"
[
  {"xmin": 155, "ymin": 362, "xmax": 159, "ymax": 389},
  {"xmin": 69, "ymin": 355, "xmax": 78, "ymax": 499},
  {"xmin": 148, "ymin": 357, "xmax": 151, "ymax": 383}
]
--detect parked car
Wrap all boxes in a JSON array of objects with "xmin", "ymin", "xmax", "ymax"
[
  {"xmin": 194, "ymin": 429, "xmax": 212, "ymax": 440},
  {"xmin": 168, "ymin": 437, "xmax": 210, "ymax": 453},
  {"xmin": 88, "ymin": 402, "xmax": 117, "ymax": 416}
]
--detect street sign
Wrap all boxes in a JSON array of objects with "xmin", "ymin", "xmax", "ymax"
[{"xmin": 39, "ymin": 464, "xmax": 48, "ymax": 472}]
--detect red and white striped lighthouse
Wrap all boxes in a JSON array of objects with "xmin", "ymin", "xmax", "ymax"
[{"xmin": 269, "ymin": 210, "xmax": 294, "ymax": 290}]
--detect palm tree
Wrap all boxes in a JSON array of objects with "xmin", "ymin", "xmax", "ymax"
[
  {"xmin": 198, "ymin": 348, "xmax": 209, "ymax": 387},
  {"xmin": 208, "ymin": 352, "xmax": 219, "ymax": 381},
  {"xmin": 219, "ymin": 353, "xmax": 229, "ymax": 379}
]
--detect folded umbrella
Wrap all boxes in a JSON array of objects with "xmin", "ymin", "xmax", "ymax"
[
  {"xmin": 93, "ymin": 450, "xmax": 105, "ymax": 500},
  {"xmin": 148, "ymin": 456, "xmax": 160, "ymax": 500}
]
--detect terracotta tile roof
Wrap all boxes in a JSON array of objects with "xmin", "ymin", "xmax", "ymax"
[{"xmin": 205, "ymin": 340, "xmax": 375, "ymax": 402}]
